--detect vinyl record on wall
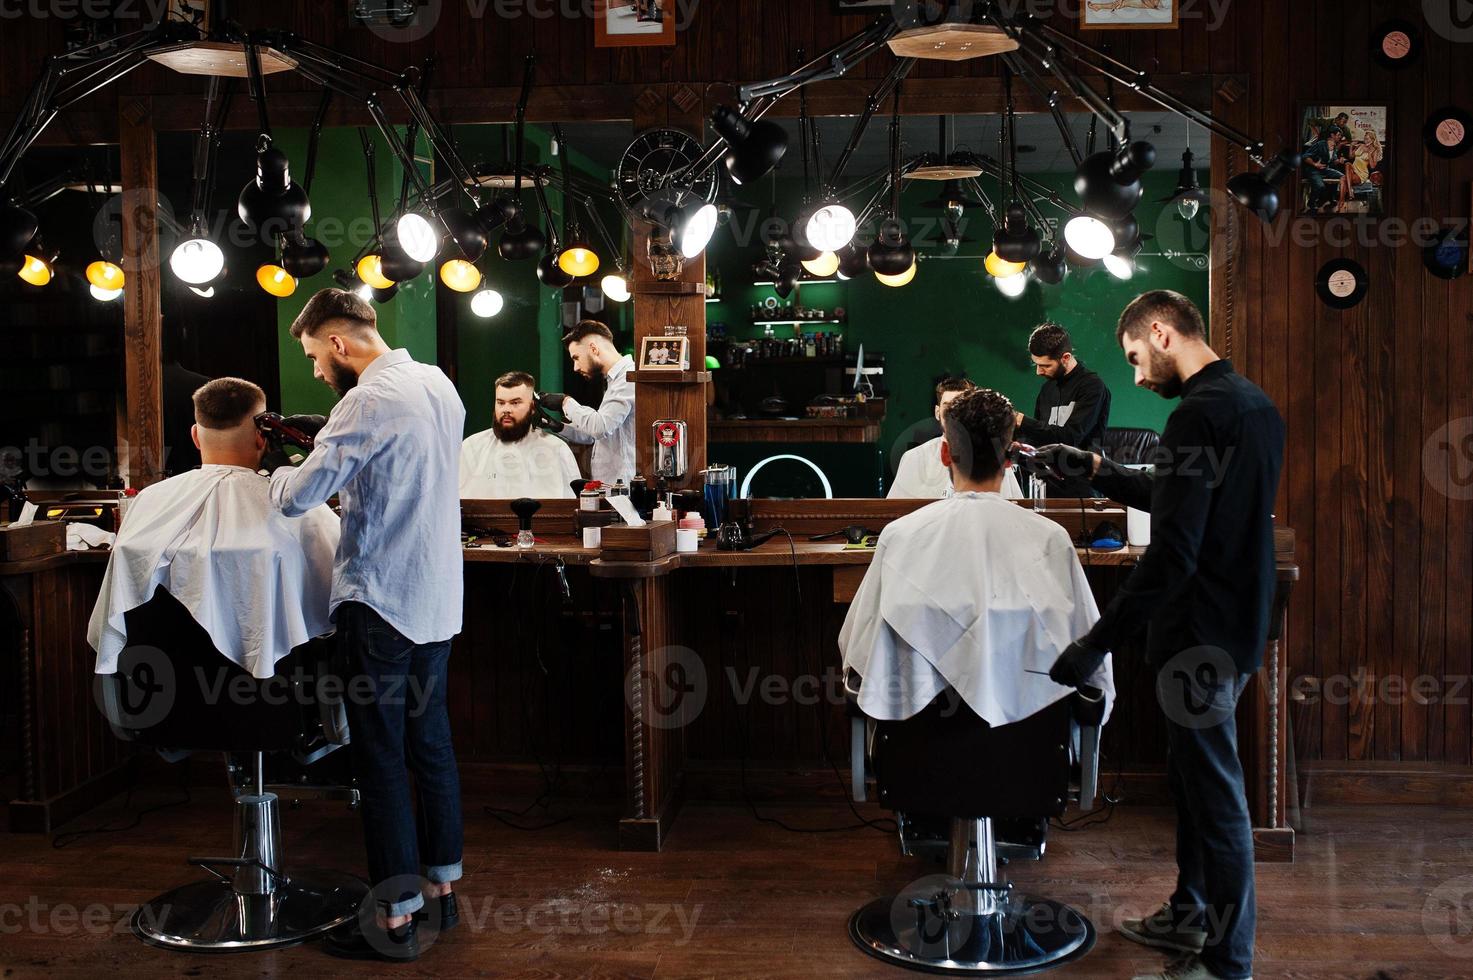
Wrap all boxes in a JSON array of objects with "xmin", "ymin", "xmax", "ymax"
[
  {"xmin": 1424, "ymin": 107, "xmax": 1473, "ymax": 158},
  {"xmin": 1372, "ymin": 20, "xmax": 1422, "ymax": 70},
  {"xmin": 1424, "ymin": 226, "xmax": 1469, "ymax": 280},
  {"xmin": 1316, "ymin": 258, "xmax": 1369, "ymax": 309}
]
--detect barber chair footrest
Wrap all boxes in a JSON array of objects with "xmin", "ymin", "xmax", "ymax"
[
  {"xmin": 132, "ymin": 869, "xmax": 368, "ymax": 952},
  {"xmin": 849, "ymin": 891, "xmax": 1095, "ymax": 975}
]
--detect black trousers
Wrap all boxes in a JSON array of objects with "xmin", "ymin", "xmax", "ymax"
[{"xmin": 1163, "ymin": 669, "xmax": 1256, "ymax": 979}]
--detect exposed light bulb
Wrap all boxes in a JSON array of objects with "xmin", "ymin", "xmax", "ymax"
[
  {"xmin": 397, "ymin": 212, "xmax": 440, "ymax": 263},
  {"xmin": 805, "ymin": 204, "xmax": 857, "ymax": 252},
  {"xmin": 1177, "ymin": 197, "xmax": 1202, "ymax": 222},
  {"xmin": 800, "ymin": 251, "xmax": 840, "ymax": 278},
  {"xmin": 470, "ymin": 287, "xmax": 505, "ymax": 318},
  {"xmin": 995, "ymin": 271, "xmax": 1029, "ymax": 298},
  {"xmin": 875, "ymin": 259, "xmax": 917, "ymax": 287},
  {"xmin": 169, "ymin": 238, "xmax": 224, "ymax": 284},
  {"xmin": 90, "ymin": 283, "xmax": 123, "ymax": 302},
  {"xmin": 601, "ymin": 273, "xmax": 631, "ymax": 302},
  {"xmin": 1104, "ymin": 253, "xmax": 1135, "ymax": 280},
  {"xmin": 1063, "ymin": 216, "xmax": 1115, "ymax": 261}
]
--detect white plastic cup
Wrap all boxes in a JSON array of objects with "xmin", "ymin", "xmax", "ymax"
[
  {"xmin": 675, "ymin": 528, "xmax": 698, "ymax": 553},
  {"xmin": 583, "ymin": 526, "xmax": 602, "ymax": 548},
  {"xmin": 1127, "ymin": 507, "xmax": 1151, "ymax": 547}
]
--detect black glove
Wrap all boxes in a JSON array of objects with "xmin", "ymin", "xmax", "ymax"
[
  {"xmin": 538, "ymin": 391, "xmax": 567, "ymax": 412},
  {"xmin": 281, "ymin": 414, "xmax": 328, "ymax": 438},
  {"xmin": 1049, "ymin": 640, "xmax": 1108, "ymax": 689},
  {"xmin": 260, "ymin": 447, "xmax": 295, "ymax": 475},
  {"xmin": 1032, "ymin": 444, "xmax": 1099, "ymax": 483}
]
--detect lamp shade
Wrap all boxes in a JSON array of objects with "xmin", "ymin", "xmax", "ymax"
[
  {"xmin": 837, "ymin": 243, "xmax": 870, "ymax": 280},
  {"xmin": 396, "ymin": 212, "xmax": 441, "ymax": 263},
  {"xmin": 875, "ymin": 259, "xmax": 917, "ymax": 288},
  {"xmin": 169, "ymin": 237, "xmax": 225, "ymax": 284},
  {"xmin": 712, "ymin": 105, "xmax": 788, "ymax": 186},
  {"xmin": 442, "ymin": 207, "xmax": 488, "ymax": 262},
  {"xmin": 995, "ymin": 270, "xmax": 1028, "ymax": 298},
  {"xmin": 537, "ymin": 251, "xmax": 575, "ymax": 287},
  {"xmin": 357, "ymin": 254, "xmax": 396, "ymax": 290},
  {"xmin": 378, "ymin": 243, "xmax": 425, "ymax": 283},
  {"xmin": 439, "ymin": 258, "xmax": 483, "ymax": 292},
  {"xmin": 558, "ymin": 240, "xmax": 600, "ymax": 278},
  {"xmin": 1062, "ymin": 215, "xmax": 1115, "ymax": 261},
  {"xmin": 498, "ymin": 220, "xmax": 545, "ymax": 261},
  {"xmin": 868, "ymin": 237, "xmax": 915, "ymax": 276},
  {"xmin": 673, "ymin": 202, "xmax": 719, "ymax": 259},
  {"xmin": 86, "ymin": 260, "xmax": 125, "ymax": 290},
  {"xmin": 90, "ymin": 283, "xmax": 123, "ymax": 302},
  {"xmin": 984, "ymin": 250, "xmax": 1028, "ymax": 278},
  {"xmin": 256, "ymin": 263, "xmax": 298, "ymax": 297},
  {"xmin": 1074, "ymin": 149, "xmax": 1144, "ymax": 221},
  {"xmin": 281, "ymin": 236, "xmax": 330, "ymax": 278},
  {"xmin": 238, "ymin": 147, "xmax": 312, "ymax": 231},
  {"xmin": 601, "ymin": 272, "xmax": 631, "ymax": 302},
  {"xmin": 1029, "ymin": 244, "xmax": 1069, "ymax": 286},
  {"xmin": 17, "ymin": 254, "xmax": 52, "ymax": 286},
  {"xmin": 0, "ymin": 204, "xmax": 38, "ymax": 257}
]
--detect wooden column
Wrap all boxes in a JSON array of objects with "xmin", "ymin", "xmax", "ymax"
[
  {"xmin": 118, "ymin": 98, "xmax": 163, "ymax": 488},
  {"xmin": 629, "ymin": 85, "xmax": 709, "ymax": 487}
]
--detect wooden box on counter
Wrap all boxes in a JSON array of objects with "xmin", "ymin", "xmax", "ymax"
[
  {"xmin": 600, "ymin": 520, "xmax": 677, "ymax": 561},
  {"xmin": 0, "ymin": 520, "xmax": 66, "ymax": 562}
]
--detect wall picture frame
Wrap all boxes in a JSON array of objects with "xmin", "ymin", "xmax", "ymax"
[
  {"xmin": 595, "ymin": 0, "xmax": 676, "ymax": 48},
  {"xmin": 1081, "ymin": 0, "xmax": 1179, "ymax": 30},
  {"xmin": 1296, "ymin": 103, "xmax": 1390, "ymax": 217},
  {"xmin": 638, "ymin": 336, "xmax": 690, "ymax": 371}
]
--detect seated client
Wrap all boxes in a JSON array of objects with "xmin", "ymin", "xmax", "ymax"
[
  {"xmin": 841, "ymin": 387, "xmax": 1114, "ymax": 723},
  {"xmin": 459, "ymin": 370, "xmax": 581, "ymax": 499},
  {"xmin": 889, "ymin": 378, "xmax": 1024, "ymax": 501},
  {"xmin": 89, "ymin": 377, "xmax": 340, "ymax": 679}
]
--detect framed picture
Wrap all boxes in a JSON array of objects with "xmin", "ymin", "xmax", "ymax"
[
  {"xmin": 1296, "ymin": 103, "xmax": 1390, "ymax": 217},
  {"xmin": 1081, "ymin": 0, "xmax": 1179, "ymax": 29},
  {"xmin": 638, "ymin": 336, "xmax": 690, "ymax": 371},
  {"xmin": 595, "ymin": 0, "xmax": 676, "ymax": 48}
]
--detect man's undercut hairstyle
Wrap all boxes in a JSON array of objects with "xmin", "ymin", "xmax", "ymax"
[
  {"xmin": 290, "ymin": 288, "xmax": 378, "ymax": 340},
  {"xmin": 1116, "ymin": 289, "xmax": 1207, "ymax": 345},
  {"xmin": 495, "ymin": 370, "xmax": 537, "ymax": 391},
  {"xmin": 1028, "ymin": 322, "xmax": 1072, "ymax": 360},
  {"xmin": 561, "ymin": 319, "xmax": 613, "ymax": 347},
  {"xmin": 942, "ymin": 388, "xmax": 1016, "ymax": 483},
  {"xmin": 192, "ymin": 377, "xmax": 266, "ymax": 430},
  {"xmin": 934, "ymin": 376, "xmax": 977, "ymax": 405}
]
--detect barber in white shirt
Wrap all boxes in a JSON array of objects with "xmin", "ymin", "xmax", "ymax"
[
  {"xmin": 460, "ymin": 370, "xmax": 581, "ymax": 498},
  {"xmin": 538, "ymin": 320, "xmax": 636, "ymax": 486},
  {"xmin": 268, "ymin": 288, "xmax": 464, "ymax": 962}
]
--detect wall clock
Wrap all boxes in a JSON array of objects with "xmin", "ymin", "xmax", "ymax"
[
  {"xmin": 1316, "ymin": 258, "xmax": 1368, "ymax": 309},
  {"xmin": 616, "ymin": 129, "xmax": 719, "ymax": 221}
]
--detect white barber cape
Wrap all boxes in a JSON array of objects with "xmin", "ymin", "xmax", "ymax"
[
  {"xmin": 459, "ymin": 426, "xmax": 581, "ymax": 499},
  {"xmin": 839, "ymin": 491, "xmax": 1113, "ymax": 726},
  {"xmin": 89, "ymin": 464, "xmax": 340, "ymax": 679},
  {"xmin": 888, "ymin": 436, "xmax": 1024, "ymax": 500}
]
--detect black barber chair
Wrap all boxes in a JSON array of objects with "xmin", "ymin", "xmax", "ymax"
[
  {"xmin": 97, "ymin": 588, "xmax": 368, "ymax": 952},
  {"xmin": 1101, "ymin": 426, "xmax": 1161, "ymax": 466},
  {"xmin": 849, "ymin": 687, "xmax": 1107, "ymax": 975}
]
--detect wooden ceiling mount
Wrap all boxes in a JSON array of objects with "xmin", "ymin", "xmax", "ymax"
[
  {"xmin": 146, "ymin": 41, "xmax": 297, "ymax": 77},
  {"xmin": 887, "ymin": 24, "xmax": 1020, "ymax": 62}
]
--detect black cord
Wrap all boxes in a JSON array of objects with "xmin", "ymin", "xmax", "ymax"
[{"xmin": 52, "ymin": 758, "xmax": 193, "ymax": 849}]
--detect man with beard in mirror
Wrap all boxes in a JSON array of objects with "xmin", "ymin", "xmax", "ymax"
[
  {"xmin": 459, "ymin": 370, "xmax": 581, "ymax": 498},
  {"xmin": 268, "ymin": 287, "xmax": 466, "ymax": 962},
  {"xmin": 1014, "ymin": 321, "xmax": 1112, "ymax": 497}
]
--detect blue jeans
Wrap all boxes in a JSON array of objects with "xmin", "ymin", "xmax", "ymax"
[
  {"xmin": 1165, "ymin": 670, "xmax": 1256, "ymax": 979},
  {"xmin": 337, "ymin": 602, "xmax": 463, "ymax": 917}
]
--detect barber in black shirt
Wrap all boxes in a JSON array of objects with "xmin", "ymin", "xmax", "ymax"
[
  {"xmin": 1042, "ymin": 291, "xmax": 1285, "ymax": 980},
  {"xmin": 1014, "ymin": 322, "xmax": 1111, "ymax": 496}
]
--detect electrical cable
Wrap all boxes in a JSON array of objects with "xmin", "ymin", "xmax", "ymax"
[{"xmin": 52, "ymin": 758, "xmax": 193, "ymax": 849}]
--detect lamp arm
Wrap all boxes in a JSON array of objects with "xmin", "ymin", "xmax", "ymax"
[
  {"xmin": 827, "ymin": 56, "xmax": 916, "ymax": 189},
  {"xmin": 738, "ymin": 16, "xmax": 898, "ymax": 101},
  {"xmin": 989, "ymin": 16, "xmax": 1130, "ymax": 146},
  {"xmin": 1031, "ymin": 21, "xmax": 1267, "ymax": 162},
  {"xmin": 242, "ymin": 35, "xmax": 271, "ymax": 141},
  {"xmin": 1000, "ymin": 51, "xmax": 1083, "ymax": 168},
  {"xmin": 512, "ymin": 53, "xmax": 536, "ymax": 200},
  {"xmin": 302, "ymin": 87, "xmax": 333, "ymax": 194},
  {"xmin": 395, "ymin": 58, "xmax": 433, "ymax": 212},
  {"xmin": 359, "ymin": 127, "xmax": 380, "ymax": 239},
  {"xmin": 531, "ymin": 172, "xmax": 563, "ymax": 253}
]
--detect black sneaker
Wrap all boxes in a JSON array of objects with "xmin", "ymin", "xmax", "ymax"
[
  {"xmin": 413, "ymin": 892, "xmax": 460, "ymax": 932},
  {"xmin": 324, "ymin": 917, "xmax": 420, "ymax": 962}
]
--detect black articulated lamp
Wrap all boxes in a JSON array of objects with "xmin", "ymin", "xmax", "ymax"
[
  {"xmin": 236, "ymin": 40, "xmax": 311, "ymax": 239},
  {"xmin": 711, "ymin": 106, "xmax": 789, "ymax": 186}
]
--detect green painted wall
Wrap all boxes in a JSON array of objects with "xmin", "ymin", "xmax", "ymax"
[
  {"xmin": 705, "ymin": 170, "xmax": 1209, "ymax": 461},
  {"xmin": 271, "ymin": 126, "xmax": 438, "ymax": 416}
]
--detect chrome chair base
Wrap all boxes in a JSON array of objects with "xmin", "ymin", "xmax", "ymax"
[
  {"xmin": 849, "ymin": 893, "xmax": 1095, "ymax": 975},
  {"xmin": 132, "ymin": 869, "xmax": 367, "ymax": 952}
]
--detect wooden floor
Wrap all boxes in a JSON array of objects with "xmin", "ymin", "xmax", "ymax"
[{"xmin": 2, "ymin": 791, "xmax": 1468, "ymax": 978}]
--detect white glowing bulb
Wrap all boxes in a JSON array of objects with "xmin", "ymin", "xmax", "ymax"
[
  {"xmin": 677, "ymin": 203, "xmax": 719, "ymax": 259},
  {"xmin": 397, "ymin": 212, "xmax": 440, "ymax": 263},
  {"xmin": 1063, "ymin": 216, "xmax": 1115, "ymax": 260},
  {"xmin": 601, "ymin": 274, "xmax": 631, "ymax": 302},
  {"xmin": 1104, "ymin": 253, "xmax": 1135, "ymax": 280},
  {"xmin": 169, "ymin": 237, "xmax": 224, "ymax": 284},
  {"xmin": 801, "ymin": 251, "xmax": 840, "ymax": 278},
  {"xmin": 805, "ymin": 204, "xmax": 857, "ymax": 252},
  {"xmin": 995, "ymin": 271, "xmax": 1028, "ymax": 298},
  {"xmin": 90, "ymin": 284, "xmax": 123, "ymax": 302},
  {"xmin": 470, "ymin": 287, "xmax": 505, "ymax": 318},
  {"xmin": 1177, "ymin": 197, "xmax": 1201, "ymax": 222}
]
